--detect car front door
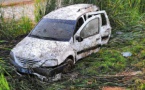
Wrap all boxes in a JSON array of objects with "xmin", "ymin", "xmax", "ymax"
[
  {"xmin": 73, "ymin": 15, "xmax": 102, "ymax": 60},
  {"xmin": 86, "ymin": 10, "xmax": 112, "ymax": 44}
]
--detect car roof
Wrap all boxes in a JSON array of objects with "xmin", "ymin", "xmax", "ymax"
[{"xmin": 44, "ymin": 4, "xmax": 99, "ymax": 20}]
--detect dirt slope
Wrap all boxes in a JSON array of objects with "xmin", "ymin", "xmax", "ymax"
[{"xmin": 0, "ymin": 0, "xmax": 35, "ymax": 21}]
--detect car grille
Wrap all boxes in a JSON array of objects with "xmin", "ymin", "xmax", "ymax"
[{"xmin": 17, "ymin": 57, "xmax": 39, "ymax": 67}]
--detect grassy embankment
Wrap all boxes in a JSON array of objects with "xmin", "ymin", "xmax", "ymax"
[
  {"xmin": 0, "ymin": 1, "xmax": 33, "ymax": 90},
  {"xmin": 0, "ymin": 0, "xmax": 145, "ymax": 89}
]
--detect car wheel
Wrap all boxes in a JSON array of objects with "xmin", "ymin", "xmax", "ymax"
[{"xmin": 63, "ymin": 58, "xmax": 74, "ymax": 73}]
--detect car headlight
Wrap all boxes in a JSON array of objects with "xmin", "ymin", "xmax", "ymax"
[
  {"xmin": 41, "ymin": 59, "xmax": 58, "ymax": 67},
  {"xmin": 9, "ymin": 51, "xmax": 19, "ymax": 65}
]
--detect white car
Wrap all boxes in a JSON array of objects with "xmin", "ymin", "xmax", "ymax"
[{"xmin": 10, "ymin": 4, "xmax": 111, "ymax": 81}]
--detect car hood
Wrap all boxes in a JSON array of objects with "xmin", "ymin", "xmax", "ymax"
[{"xmin": 12, "ymin": 36, "xmax": 70, "ymax": 62}]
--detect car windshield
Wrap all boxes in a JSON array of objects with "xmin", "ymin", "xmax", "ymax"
[{"xmin": 29, "ymin": 18, "xmax": 76, "ymax": 41}]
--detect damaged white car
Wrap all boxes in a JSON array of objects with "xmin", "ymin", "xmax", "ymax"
[{"xmin": 10, "ymin": 4, "xmax": 111, "ymax": 81}]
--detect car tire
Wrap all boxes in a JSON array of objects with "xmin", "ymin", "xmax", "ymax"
[{"xmin": 62, "ymin": 58, "xmax": 74, "ymax": 73}]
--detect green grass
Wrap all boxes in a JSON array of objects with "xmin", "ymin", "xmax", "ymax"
[
  {"xmin": 0, "ymin": 74, "xmax": 10, "ymax": 90},
  {"xmin": 0, "ymin": 66, "xmax": 10, "ymax": 90}
]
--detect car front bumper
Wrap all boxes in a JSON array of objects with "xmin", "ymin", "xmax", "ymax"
[{"xmin": 9, "ymin": 58, "xmax": 67, "ymax": 79}]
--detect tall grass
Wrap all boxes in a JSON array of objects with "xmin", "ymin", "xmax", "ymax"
[
  {"xmin": 0, "ymin": 67, "xmax": 10, "ymax": 90},
  {"xmin": 0, "ymin": 5, "xmax": 33, "ymax": 40},
  {"xmin": 34, "ymin": 0, "xmax": 46, "ymax": 22},
  {"xmin": 34, "ymin": 0, "xmax": 56, "ymax": 22},
  {"xmin": 0, "ymin": 16, "xmax": 33, "ymax": 39},
  {"xmin": 35, "ymin": 0, "xmax": 145, "ymax": 30},
  {"xmin": 67, "ymin": 0, "xmax": 145, "ymax": 29},
  {"xmin": 97, "ymin": 0, "xmax": 145, "ymax": 29}
]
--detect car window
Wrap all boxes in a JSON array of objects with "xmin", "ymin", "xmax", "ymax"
[
  {"xmin": 74, "ymin": 17, "xmax": 84, "ymax": 34},
  {"xmin": 101, "ymin": 13, "xmax": 107, "ymax": 26},
  {"xmin": 80, "ymin": 18, "xmax": 99, "ymax": 38},
  {"xmin": 29, "ymin": 18, "xmax": 76, "ymax": 41}
]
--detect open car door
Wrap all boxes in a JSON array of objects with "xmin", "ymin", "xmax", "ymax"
[
  {"xmin": 86, "ymin": 10, "xmax": 112, "ymax": 44},
  {"xmin": 73, "ymin": 15, "xmax": 102, "ymax": 60}
]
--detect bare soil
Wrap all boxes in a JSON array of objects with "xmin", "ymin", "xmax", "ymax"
[
  {"xmin": 102, "ymin": 87, "xmax": 125, "ymax": 90},
  {"xmin": 1, "ymin": 0, "xmax": 34, "ymax": 6}
]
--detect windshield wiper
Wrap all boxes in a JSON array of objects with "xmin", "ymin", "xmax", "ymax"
[
  {"xmin": 44, "ymin": 37, "xmax": 59, "ymax": 40},
  {"xmin": 29, "ymin": 35, "xmax": 59, "ymax": 40},
  {"xmin": 29, "ymin": 35, "xmax": 66, "ymax": 41},
  {"xmin": 29, "ymin": 35, "xmax": 44, "ymax": 39}
]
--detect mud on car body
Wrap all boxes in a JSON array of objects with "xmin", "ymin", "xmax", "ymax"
[{"xmin": 10, "ymin": 4, "xmax": 111, "ymax": 81}]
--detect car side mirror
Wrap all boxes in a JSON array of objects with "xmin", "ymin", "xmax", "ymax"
[{"xmin": 75, "ymin": 36, "xmax": 83, "ymax": 42}]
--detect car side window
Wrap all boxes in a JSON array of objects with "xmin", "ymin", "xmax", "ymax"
[
  {"xmin": 101, "ymin": 13, "xmax": 107, "ymax": 26},
  {"xmin": 80, "ymin": 18, "xmax": 99, "ymax": 38},
  {"xmin": 74, "ymin": 17, "xmax": 84, "ymax": 34},
  {"xmin": 76, "ymin": 18, "xmax": 84, "ymax": 30}
]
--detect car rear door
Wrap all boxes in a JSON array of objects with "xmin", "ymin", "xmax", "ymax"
[{"xmin": 73, "ymin": 15, "xmax": 102, "ymax": 60}]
